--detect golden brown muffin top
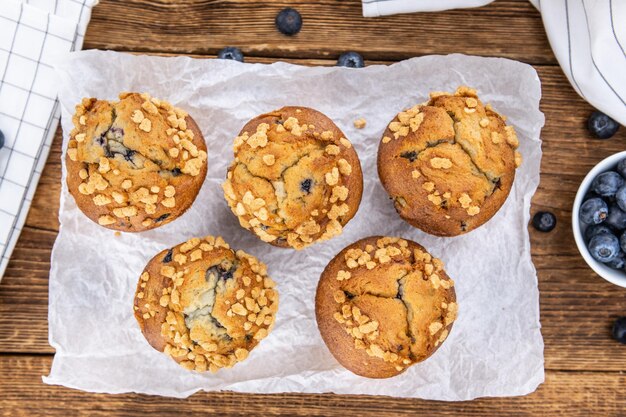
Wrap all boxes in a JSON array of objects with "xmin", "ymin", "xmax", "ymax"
[
  {"xmin": 223, "ymin": 106, "xmax": 363, "ymax": 250},
  {"xmin": 377, "ymin": 86, "xmax": 521, "ymax": 236},
  {"xmin": 134, "ymin": 236, "xmax": 278, "ymax": 373},
  {"xmin": 316, "ymin": 236, "xmax": 457, "ymax": 378},
  {"xmin": 66, "ymin": 92, "xmax": 207, "ymax": 231}
]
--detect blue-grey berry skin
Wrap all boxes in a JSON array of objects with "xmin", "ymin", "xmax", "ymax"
[
  {"xmin": 606, "ymin": 203, "xmax": 626, "ymax": 230},
  {"xmin": 532, "ymin": 211, "xmax": 556, "ymax": 232},
  {"xmin": 337, "ymin": 52, "xmax": 364, "ymax": 68},
  {"xmin": 607, "ymin": 251, "xmax": 626, "ymax": 269},
  {"xmin": 617, "ymin": 185, "xmax": 626, "ymax": 212},
  {"xmin": 275, "ymin": 8, "xmax": 302, "ymax": 36},
  {"xmin": 613, "ymin": 317, "xmax": 626, "ymax": 344},
  {"xmin": 217, "ymin": 47, "xmax": 244, "ymax": 62},
  {"xmin": 583, "ymin": 190, "xmax": 601, "ymax": 201},
  {"xmin": 587, "ymin": 111, "xmax": 620, "ymax": 139},
  {"xmin": 588, "ymin": 233, "xmax": 620, "ymax": 263},
  {"xmin": 0, "ymin": 129, "xmax": 4, "ymax": 149},
  {"xmin": 579, "ymin": 197, "xmax": 608, "ymax": 224},
  {"xmin": 584, "ymin": 224, "xmax": 613, "ymax": 242},
  {"xmin": 592, "ymin": 171, "xmax": 624, "ymax": 198},
  {"xmin": 620, "ymin": 231, "xmax": 626, "ymax": 253},
  {"xmin": 617, "ymin": 158, "xmax": 626, "ymax": 179}
]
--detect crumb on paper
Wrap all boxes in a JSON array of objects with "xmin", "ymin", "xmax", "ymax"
[
  {"xmin": 114, "ymin": 231, "xmax": 121, "ymax": 237},
  {"xmin": 353, "ymin": 118, "xmax": 366, "ymax": 129}
]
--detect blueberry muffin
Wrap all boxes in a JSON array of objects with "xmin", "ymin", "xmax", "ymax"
[
  {"xmin": 134, "ymin": 236, "xmax": 278, "ymax": 373},
  {"xmin": 65, "ymin": 92, "xmax": 208, "ymax": 232},
  {"xmin": 377, "ymin": 86, "xmax": 522, "ymax": 236},
  {"xmin": 222, "ymin": 107, "xmax": 363, "ymax": 249},
  {"xmin": 315, "ymin": 236, "xmax": 457, "ymax": 378}
]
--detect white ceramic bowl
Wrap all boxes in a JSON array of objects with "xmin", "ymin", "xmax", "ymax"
[{"xmin": 572, "ymin": 150, "xmax": 626, "ymax": 288}]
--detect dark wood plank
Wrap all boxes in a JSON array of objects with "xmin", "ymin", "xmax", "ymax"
[
  {"xmin": 0, "ymin": 355, "xmax": 624, "ymax": 416},
  {"xmin": 84, "ymin": 0, "xmax": 555, "ymax": 65},
  {"xmin": 0, "ymin": 227, "xmax": 55, "ymax": 354},
  {"xmin": 24, "ymin": 135, "xmax": 62, "ymax": 232}
]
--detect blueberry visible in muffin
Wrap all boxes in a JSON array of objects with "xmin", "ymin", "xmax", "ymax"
[
  {"xmin": 65, "ymin": 92, "xmax": 208, "ymax": 232},
  {"xmin": 377, "ymin": 86, "xmax": 521, "ymax": 236},
  {"xmin": 134, "ymin": 236, "xmax": 278, "ymax": 373},
  {"xmin": 223, "ymin": 106, "xmax": 363, "ymax": 249},
  {"xmin": 315, "ymin": 236, "xmax": 457, "ymax": 378}
]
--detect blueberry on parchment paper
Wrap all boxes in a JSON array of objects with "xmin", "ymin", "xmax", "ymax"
[
  {"xmin": 337, "ymin": 52, "xmax": 364, "ymax": 68},
  {"xmin": 217, "ymin": 47, "xmax": 244, "ymax": 62}
]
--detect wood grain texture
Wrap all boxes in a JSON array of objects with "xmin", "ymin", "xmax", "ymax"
[
  {"xmin": 2, "ymin": 0, "xmax": 626, "ymax": 414},
  {"xmin": 0, "ymin": 356, "xmax": 624, "ymax": 417},
  {"xmin": 84, "ymin": 0, "xmax": 555, "ymax": 64}
]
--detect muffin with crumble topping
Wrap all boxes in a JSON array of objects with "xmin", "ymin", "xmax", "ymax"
[
  {"xmin": 65, "ymin": 92, "xmax": 208, "ymax": 232},
  {"xmin": 134, "ymin": 235, "xmax": 278, "ymax": 373},
  {"xmin": 315, "ymin": 236, "xmax": 457, "ymax": 378},
  {"xmin": 377, "ymin": 86, "xmax": 522, "ymax": 236},
  {"xmin": 222, "ymin": 106, "xmax": 363, "ymax": 250}
]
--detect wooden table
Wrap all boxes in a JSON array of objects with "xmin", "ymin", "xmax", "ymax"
[{"xmin": 2, "ymin": 0, "xmax": 625, "ymax": 415}]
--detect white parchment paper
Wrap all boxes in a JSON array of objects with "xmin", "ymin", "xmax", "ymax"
[{"xmin": 45, "ymin": 51, "xmax": 545, "ymax": 400}]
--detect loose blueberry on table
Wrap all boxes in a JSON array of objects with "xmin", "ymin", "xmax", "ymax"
[
  {"xmin": 532, "ymin": 211, "xmax": 556, "ymax": 232},
  {"xmin": 613, "ymin": 317, "xmax": 626, "ymax": 344},
  {"xmin": 275, "ymin": 8, "xmax": 302, "ymax": 36},
  {"xmin": 0, "ymin": 129, "xmax": 4, "ymax": 149},
  {"xmin": 337, "ymin": 51, "xmax": 364, "ymax": 68},
  {"xmin": 579, "ymin": 158, "xmax": 626, "ymax": 271},
  {"xmin": 217, "ymin": 46, "xmax": 244, "ymax": 62},
  {"xmin": 587, "ymin": 111, "xmax": 620, "ymax": 139}
]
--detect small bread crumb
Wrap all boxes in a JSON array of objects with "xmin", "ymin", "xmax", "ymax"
[{"xmin": 353, "ymin": 118, "xmax": 366, "ymax": 129}]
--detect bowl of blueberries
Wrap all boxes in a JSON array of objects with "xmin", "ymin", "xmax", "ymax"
[{"xmin": 574, "ymin": 150, "xmax": 626, "ymax": 288}]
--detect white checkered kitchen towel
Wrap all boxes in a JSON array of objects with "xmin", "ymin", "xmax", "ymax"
[
  {"xmin": 362, "ymin": 0, "xmax": 626, "ymax": 127},
  {"xmin": 0, "ymin": 0, "xmax": 97, "ymax": 280}
]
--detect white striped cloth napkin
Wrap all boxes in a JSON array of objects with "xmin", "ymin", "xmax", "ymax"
[
  {"xmin": 0, "ymin": 0, "xmax": 97, "ymax": 280},
  {"xmin": 362, "ymin": 0, "xmax": 626, "ymax": 127}
]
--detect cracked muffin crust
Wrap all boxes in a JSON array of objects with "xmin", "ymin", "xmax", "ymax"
[
  {"xmin": 315, "ymin": 236, "xmax": 457, "ymax": 378},
  {"xmin": 223, "ymin": 106, "xmax": 363, "ymax": 249},
  {"xmin": 66, "ymin": 92, "xmax": 208, "ymax": 232},
  {"xmin": 134, "ymin": 236, "xmax": 278, "ymax": 373},
  {"xmin": 377, "ymin": 86, "xmax": 522, "ymax": 236}
]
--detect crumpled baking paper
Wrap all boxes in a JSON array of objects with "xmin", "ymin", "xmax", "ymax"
[{"xmin": 45, "ymin": 51, "xmax": 545, "ymax": 400}]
